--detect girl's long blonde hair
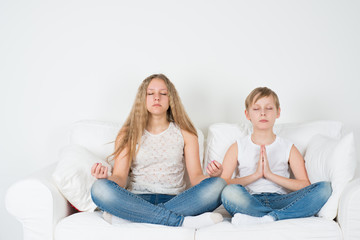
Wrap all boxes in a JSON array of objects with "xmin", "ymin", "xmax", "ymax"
[{"xmin": 109, "ymin": 74, "xmax": 197, "ymax": 165}]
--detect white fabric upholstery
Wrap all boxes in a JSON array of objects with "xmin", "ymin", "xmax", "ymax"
[
  {"xmin": 55, "ymin": 211, "xmax": 195, "ymax": 240},
  {"xmin": 52, "ymin": 145, "xmax": 112, "ymax": 212},
  {"xmin": 204, "ymin": 122, "xmax": 250, "ymax": 172},
  {"xmin": 69, "ymin": 120, "xmax": 204, "ymax": 165},
  {"xmin": 204, "ymin": 120, "xmax": 343, "ymax": 169},
  {"xmin": 305, "ymin": 133, "xmax": 357, "ymax": 219},
  {"xmin": 196, "ymin": 217, "xmax": 342, "ymax": 240},
  {"xmin": 53, "ymin": 120, "xmax": 204, "ymax": 213},
  {"xmin": 5, "ymin": 163, "xmax": 72, "ymax": 240},
  {"xmin": 69, "ymin": 120, "xmax": 121, "ymax": 160},
  {"xmin": 5, "ymin": 120, "xmax": 360, "ymax": 240},
  {"xmin": 338, "ymin": 179, "xmax": 360, "ymax": 240},
  {"xmin": 272, "ymin": 121, "xmax": 343, "ymax": 156}
]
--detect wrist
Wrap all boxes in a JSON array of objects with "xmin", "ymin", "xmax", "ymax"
[
  {"xmin": 253, "ymin": 172, "xmax": 263, "ymax": 181},
  {"xmin": 264, "ymin": 171, "xmax": 274, "ymax": 180}
]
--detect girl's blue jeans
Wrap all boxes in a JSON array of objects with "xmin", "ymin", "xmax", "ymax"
[
  {"xmin": 221, "ymin": 181, "xmax": 332, "ymax": 220},
  {"xmin": 91, "ymin": 177, "xmax": 227, "ymax": 226}
]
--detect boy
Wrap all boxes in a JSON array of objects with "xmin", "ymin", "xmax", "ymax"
[{"xmin": 219, "ymin": 87, "xmax": 331, "ymax": 225}]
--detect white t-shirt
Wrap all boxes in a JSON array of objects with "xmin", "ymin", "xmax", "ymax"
[
  {"xmin": 127, "ymin": 122, "xmax": 187, "ymax": 194},
  {"xmin": 236, "ymin": 135, "xmax": 293, "ymax": 194}
]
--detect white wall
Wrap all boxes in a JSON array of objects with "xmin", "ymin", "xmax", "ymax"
[{"xmin": 1, "ymin": 1, "xmax": 359, "ymax": 239}]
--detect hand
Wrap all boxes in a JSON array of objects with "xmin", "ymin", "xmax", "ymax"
[
  {"xmin": 261, "ymin": 145, "xmax": 273, "ymax": 179},
  {"xmin": 91, "ymin": 163, "xmax": 108, "ymax": 179},
  {"xmin": 206, "ymin": 160, "xmax": 223, "ymax": 177},
  {"xmin": 255, "ymin": 147, "xmax": 264, "ymax": 179}
]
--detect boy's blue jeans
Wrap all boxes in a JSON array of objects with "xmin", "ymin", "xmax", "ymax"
[
  {"xmin": 91, "ymin": 177, "xmax": 226, "ymax": 226},
  {"xmin": 221, "ymin": 181, "xmax": 332, "ymax": 220}
]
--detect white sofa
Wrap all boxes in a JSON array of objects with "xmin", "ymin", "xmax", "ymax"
[{"xmin": 5, "ymin": 120, "xmax": 360, "ymax": 240}]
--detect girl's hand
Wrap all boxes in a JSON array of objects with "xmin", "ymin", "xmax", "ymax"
[
  {"xmin": 91, "ymin": 163, "xmax": 108, "ymax": 179},
  {"xmin": 206, "ymin": 160, "xmax": 223, "ymax": 177},
  {"xmin": 262, "ymin": 145, "xmax": 273, "ymax": 179}
]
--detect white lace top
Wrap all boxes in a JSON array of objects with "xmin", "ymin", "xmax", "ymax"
[{"xmin": 127, "ymin": 122, "xmax": 186, "ymax": 194}]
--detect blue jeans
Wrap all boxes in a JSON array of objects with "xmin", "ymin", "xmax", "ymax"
[
  {"xmin": 221, "ymin": 181, "xmax": 332, "ymax": 220},
  {"xmin": 91, "ymin": 177, "xmax": 226, "ymax": 226}
]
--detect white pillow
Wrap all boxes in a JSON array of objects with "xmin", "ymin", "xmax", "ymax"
[
  {"xmin": 54, "ymin": 123, "xmax": 204, "ymax": 210},
  {"xmin": 70, "ymin": 120, "xmax": 122, "ymax": 160},
  {"xmin": 204, "ymin": 122, "xmax": 250, "ymax": 171},
  {"xmin": 305, "ymin": 133, "xmax": 357, "ymax": 220},
  {"xmin": 70, "ymin": 120, "xmax": 205, "ymax": 167},
  {"xmin": 273, "ymin": 121, "xmax": 343, "ymax": 156},
  {"xmin": 204, "ymin": 121, "xmax": 343, "ymax": 170},
  {"xmin": 52, "ymin": 145, "xmax": 112, "ymax": 212}
]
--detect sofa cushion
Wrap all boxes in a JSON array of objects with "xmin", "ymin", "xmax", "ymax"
[
  {"xmin": 70, "ymin": 120, "xmax": 205, "ymax": 166},
  {"xmin": 272, "ymin": 121, "xmax": 343, "ymax": 156},
  {"xmin": 204, "ymin": 122, "xmax": 250, "ymax": 173},
  {"xmin": 54, "ymin": 120, "xmax": 205, "ymax": 211},
  {"xmin": 69, "ymin": 120, "xmax": 122, "ymax": 160},
  {"xmin": 204, "ymin": 121, "xmax": 343, "ymax": 170},
  {"xmin": 55, "ymin": 211, "xmax": 195, "ymax": 240},
  {"xmin": 196, "ymin": 217, "xmax": 341, "ymax": 240},
  {"xmin": 305, "ymin": 133, "xmax": 357, "ymax": 220},
  {"xmin": 53, "ymin": 145, "xmax": 112, "ymax": 212}
]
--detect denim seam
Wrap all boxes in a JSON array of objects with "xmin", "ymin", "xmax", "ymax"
[{"xmin": 273, "ymin": 184, "xmax": 317, "ymax": 213}]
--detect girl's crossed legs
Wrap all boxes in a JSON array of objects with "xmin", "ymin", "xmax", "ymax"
[{"xmin": 91, "ymin": 177, "xmax": 226, "ymax": 227}]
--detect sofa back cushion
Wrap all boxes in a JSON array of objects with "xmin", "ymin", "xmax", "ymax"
[
  {"xmin": 69, "ymin": 120, "xmax": 121, "ymax": 161},
  {"xmin": 53, "ymin": 145, "xmax": 112, "ymax": 212},
  {"xmin": 305, "ymin": 133, "xmax": 357, "ymax": 220},
  {"xmin": 204, "ymin": 122, "xmax": 250, "ymax": 175},
  {"xmin": 205, "ymin": 120, "xmax": 352, "ymax": 220},
  {"xmin": 54, "ymin": 120, "xmax": 204, "ymax": 212},
  {"xmin": 69, "ymin": 120, "xmax": 204, "ymax": 165},
  {"xmin": 204, "ymin": 120, "xmax": 343, "ymax": 168}
]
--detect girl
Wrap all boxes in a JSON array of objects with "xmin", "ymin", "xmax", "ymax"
[
  {"xmin": 219, "ymin": 87, "xmax": 332, "ymax": 225},
  {"xmin": 90, "ymin": 74, "xmax": 226, "ymax": 228}
]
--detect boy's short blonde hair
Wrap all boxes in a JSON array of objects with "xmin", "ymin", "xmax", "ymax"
[{"xmin": 245, "ymin": 87, "xmax": 280, "ymax": 110}]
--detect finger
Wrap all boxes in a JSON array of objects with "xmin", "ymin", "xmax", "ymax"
[
  {"xmin": 207, "ymin": 165, "xmax": 215, "ymax": 174},
  {"xmin": 91, "ymin": 163, "xmax": 98, "ymax": 175},
  {"xmin": 92, "ymin": 163, "xmax": 101, "ymax": 175},
  {"xmin": 212, "ymin": 160, "xmax": 220, "ymax": 169},
  {"xmin": 95, "ymin": 163, "xmax": 103, "ymax": 175},
  {"xmin": 102, "ymin": 166, "xmax": 108, "ymax": 177},
  {"xmin": 213, "ymin": 167, "xmax": 221, "ymax": 174},
  {"xmin": 209, "ymin": 163, "xmax": 217, "ymax": 172}
]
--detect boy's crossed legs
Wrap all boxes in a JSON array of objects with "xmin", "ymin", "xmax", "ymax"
[{"xmin": 221, "ymin": 182, "xmax": 332, "ymax": 226}]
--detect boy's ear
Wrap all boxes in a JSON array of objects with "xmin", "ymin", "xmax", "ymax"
[
  {"xmin": 277, "ymin": 107, "xmax": 281, "ymax": 118},
  {"xmin": 245, "ymin": 109, "xmax": 250, "ymax": 120}
]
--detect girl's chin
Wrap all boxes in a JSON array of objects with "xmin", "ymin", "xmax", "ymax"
[{"xmin": 148, "ymin": 111, "xmax": 167, "ymax": 116}]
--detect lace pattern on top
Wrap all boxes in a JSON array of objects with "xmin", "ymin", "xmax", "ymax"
[{"xmin": 127, "ymin": 122, "xmax": 186, "ymax": 194}]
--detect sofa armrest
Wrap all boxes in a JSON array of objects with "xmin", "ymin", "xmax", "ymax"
[
  {"xmin": 5, "ymin": 162, "xmax": 76, "ymax": 240},
  {"xmin": 337, "ymin": 178, "xmax": 360, "ymax": 240}
]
